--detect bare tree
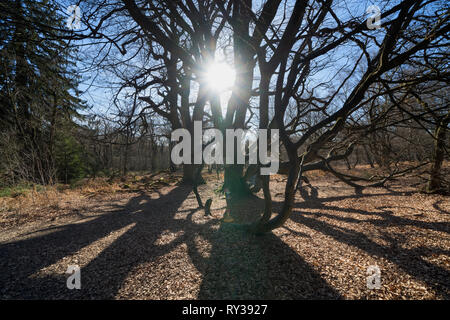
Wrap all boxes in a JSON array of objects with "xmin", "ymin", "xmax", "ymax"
[{"xmin": 68, "ymin": 0, "xmax": 449, "ymax": 231}]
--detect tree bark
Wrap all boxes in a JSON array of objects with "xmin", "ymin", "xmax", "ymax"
[
  {"xmin": 224, "ymin": 164, "xmax": 252, "ymax": 198},
  {"xmin": 427, "ymin": 113, "xmax": 449, "ymax": 193},
  {"xmin": 182, "ymin": 164, "xmax": 205, "ymax": 185}
]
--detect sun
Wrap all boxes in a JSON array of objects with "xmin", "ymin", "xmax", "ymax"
[{"xmin": 205, "ymin": 62, "xmax": 236, "ymax": 92}]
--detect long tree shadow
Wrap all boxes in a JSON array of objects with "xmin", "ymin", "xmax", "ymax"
[
  {"xmin": 2, "ymin": 179, "xmax": 447, "ymax": 299},
  {"xmin": 289, "ymin": 188, "xmax": 450, "ymax": 298},
  {"xmin": 0, "ymin": 184, "xmax": 341, "ymax": 300},
  {"xmin": 433, "ymin": 200, "xmax": 450, "ymax": 215},
  {"xmin": 0, "ymin": 185, "xmax": 192, "ymax": 299},
  {"xmin": 295, "ymin": 185, "xmax": 448, "ymax": 234},
  {"xmin": 194, "ymin": 196, "xmax": 341, "ymax": 299}
]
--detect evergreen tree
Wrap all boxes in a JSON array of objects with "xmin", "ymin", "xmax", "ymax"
[{"xmin": 0, "ymin": 0, "xmax": 86, "ymax": 184}]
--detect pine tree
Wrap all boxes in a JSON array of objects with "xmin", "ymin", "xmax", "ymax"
[{"xmin": 0, "ymin": 0, "xmax": 86, "ymax": 184}]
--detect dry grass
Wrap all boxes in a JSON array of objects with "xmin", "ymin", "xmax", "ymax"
[{"xmin": 0, "ymin": 171, "xmax": 182, "ymax": 229}]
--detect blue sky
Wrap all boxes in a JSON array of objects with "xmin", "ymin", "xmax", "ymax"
[{"xmin": 54, "ymin": 0, "xmax": 442, "ymax": 128}]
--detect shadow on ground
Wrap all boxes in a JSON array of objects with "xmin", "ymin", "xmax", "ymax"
[
  {"xmin": 2, "ymin": 181, "xmax": 447, "ymax": 299},
  {"xmin": 194, "ymin": 194, "xmax": 340, "ymax": 299},
  {"xmin": 0, "ymin": 184, "xmax": 340, "ymax": 299},
  {"xmin": 291, "ymin": 186, "xmax": 450, "ymax": 299}
]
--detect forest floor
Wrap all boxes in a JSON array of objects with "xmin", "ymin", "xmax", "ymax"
[{"xmin": 0, "ymin": 164, "xmax": 449, "ymax": 299}]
